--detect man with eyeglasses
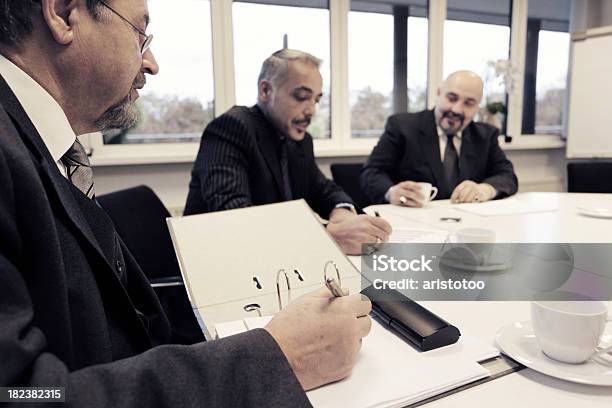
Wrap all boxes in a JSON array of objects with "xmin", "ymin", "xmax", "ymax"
[
  {"xmin": 361, "ymin": 70, "xmax": 518, "ymax": 206},
  {"xmin": 184, "ymin": 49, "xmax": 392, "ymax": 255},
  {"xmin": 0, "ymin": 1, "xmax": 371, "ymax": 406}
]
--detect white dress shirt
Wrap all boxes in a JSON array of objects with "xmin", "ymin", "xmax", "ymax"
[
  {"xmin": 0, "ymin": 54, "xmax": 76, "ymax": 178},
  {"xmin": 437, "ymin": 125, "xmax": 462, "ymax": 162}
]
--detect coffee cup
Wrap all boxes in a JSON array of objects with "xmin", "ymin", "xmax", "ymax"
[
  {"xmin": 416, "ymin": 182, "xmax": 438, "ymax": 205},
  {"xmin": 531, "ymin": 300, "xmax": 611, "ymax": 364},
  {"xmin": 456, "ymin": 228, "xmax": 496, "ymax": 265}
]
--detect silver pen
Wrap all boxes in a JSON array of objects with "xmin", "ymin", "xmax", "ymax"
[{"xmin": 325, "ymin": 277, "xmax": 346, "ymax": 297}]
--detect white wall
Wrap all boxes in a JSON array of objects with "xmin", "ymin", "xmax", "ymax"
[{"xmin": 92, "ymin": 147, "xmax": 566, "ymax": 215}]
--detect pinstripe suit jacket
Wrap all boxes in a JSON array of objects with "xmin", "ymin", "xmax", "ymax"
[{"xmin": 184, "ymin": 105, "xmax": 354, "ymax": 218}]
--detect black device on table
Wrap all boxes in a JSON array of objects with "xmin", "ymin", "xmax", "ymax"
[{"xmin": 361, "ymin": 285, "xmax": 461, "ymax": 351}]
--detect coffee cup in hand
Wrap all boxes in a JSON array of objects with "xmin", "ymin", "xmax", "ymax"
[
  {"xmin": 416, "ymin": 182, "xmax": 438, "ymax": 205},
  {"xmin": 531, "ymin": 300, "xmax": 611, "ymax": 364}
]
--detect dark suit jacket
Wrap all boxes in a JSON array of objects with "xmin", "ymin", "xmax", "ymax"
[
  {"xmin": 361, "ymin": 110, "xmax": 518, "ymax": 203},
  {"xmin": 0, "ymin": 77, "xmax": 310, "ymax": 407},
  {"xmin": 184, "ymin": 105, "xmax": 353, "ymax": 218}
]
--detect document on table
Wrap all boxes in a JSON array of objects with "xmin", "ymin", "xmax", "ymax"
[
  {"xmin": 389, "ymin": 228, "xmax": 449, "ymax": 244},
  {"xmin": 216, "ymin": 318, "xmax": 494, "ymax": 408},
  {"xmin": 453, "ymin": 197, "xmax": 558, "ymax": 216}
]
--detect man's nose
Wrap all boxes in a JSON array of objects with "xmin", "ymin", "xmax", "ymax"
[
  {"xmin": 141, "ymin": 48, "xmax": 160, "ymax": 76},
  {"xmin": 451, "ymin": 101, "xmax": 463, "ymax": 113},
  {"xmin": 304, "ymin": 100, "xmax": 316, "ymax": 117}
]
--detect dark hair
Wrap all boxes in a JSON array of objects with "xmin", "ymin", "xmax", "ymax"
[{"xmin": 0, "ymin": 0, "xmax": 103, "ymax": 46}]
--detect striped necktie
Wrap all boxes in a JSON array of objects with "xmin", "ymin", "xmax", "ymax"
[{"xmin": 61, "ymin": 139, "xmax": 95, "ymax": 199}]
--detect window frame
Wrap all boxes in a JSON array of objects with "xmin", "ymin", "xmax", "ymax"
[{"xmin": 87, "ymin": 0, "xmax": 565, "ymax": 167}]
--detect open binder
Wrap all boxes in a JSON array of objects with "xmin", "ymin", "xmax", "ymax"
[{"xmin": 166, "ymin": 200, "xmax": 362, "ymax": 339}]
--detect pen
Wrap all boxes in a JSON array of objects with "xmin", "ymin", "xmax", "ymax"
[
  {"xmin": 325, "ymin": 277, "xmax": 346, "ymax": 297},
  {"xmin": 440, "ymin": 217, "xmax": 462, "ymax": 223}
]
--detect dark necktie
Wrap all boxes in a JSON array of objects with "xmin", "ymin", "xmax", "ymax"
[
  {"xmin": 279, "ymin": 138, "xmax": 293, "ymax": 201},
  {"xmin": 61, "ymin": 138, "xmax": 95, "ymax": 199},
  {"xmin": 443, "ymin": 134, "xmax": 459, "ymax": 195}
]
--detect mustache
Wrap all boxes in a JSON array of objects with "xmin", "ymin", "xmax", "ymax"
[
  {"xmin": 443, "ymin": 111, "xmax": 464, "ymax": 123},
  {"xmin": 292, "ymin": 117, "xmax": 312, "ymax": 127},
  {"xmin": 132, "ymin": 73, "xmax": 146, "ymax": 90}
]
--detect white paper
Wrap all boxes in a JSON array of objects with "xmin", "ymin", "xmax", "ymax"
[
  {"xmin": 454, "ymin": 198, "xmax": 558, "ymax": 216},
  {"xmin": 215, "ymin": 319, "xmax": 495, "ymax": 407},
  {"xmin": 389, "ymin": 228, "xmax": 449, "ymax": 244},
  {"xmin": 214, "ymin": 320, "xmax": 247, "ymax": 338},
  {"xmin": 243, "ymin": 315, "xmax": 273, "ymax": 330},
  {"xmin": 426, "ymin": 333, "xmax": 499, "ymax": 363},
  {"xmin": 306, "ymin": 321, "xmax": 489, "ymax": 408}
]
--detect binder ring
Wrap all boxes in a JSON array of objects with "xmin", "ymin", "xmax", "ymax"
[
  {"xmin": 276, "ymin": 269, "xmax": 291, "ymax": 311},
  {"xmin": 243, "ymin": 303, "xmax": 262, "ymax": 317},
  {"xmin": 323, "ymin": 260, "xmax": 341, "ymax": 287}
]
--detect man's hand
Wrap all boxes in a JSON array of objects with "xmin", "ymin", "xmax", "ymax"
[
  {"xmin": 386, "ymin": 181, "xmax": 424, "ymax": 207},
  {"xmin": 265, "ymin": 287, "xmax": 372, "ymax": 391},
  {"xmin": 450, "ymin": 181, "xmax": 496, "ymax": 203},
  {"xmin": 326, "ymin": 211, "xmax": 392, "ymax": 255}
]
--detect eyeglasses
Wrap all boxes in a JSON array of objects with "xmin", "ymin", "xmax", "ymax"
[{"xmin": 99, "ymin": 1, "xmax": 153, "ymax": 54}]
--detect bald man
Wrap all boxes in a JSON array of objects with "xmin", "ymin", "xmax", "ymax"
[{"xmin": 361, "ymin": 71, "xmax": 518, "ymax": 206}]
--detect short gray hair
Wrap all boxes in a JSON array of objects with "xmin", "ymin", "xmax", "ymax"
[{"xmin": 257, "ymin": 49, "xmax": 322, "ymax": 88}]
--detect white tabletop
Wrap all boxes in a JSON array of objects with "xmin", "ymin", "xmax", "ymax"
[{"xmin": 357, "ymin": 193, "xmax": 612, "ymax": 407}]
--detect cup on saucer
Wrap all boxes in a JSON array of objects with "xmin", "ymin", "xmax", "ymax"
[
  {"xmin": 456, "ymin": 228, "xmax": 496, "ymax": 266},
  {"xmin": 531, "ymin": 300, "xmax": 612, "ymax": 364}
]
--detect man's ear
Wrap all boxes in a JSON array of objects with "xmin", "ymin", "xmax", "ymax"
[
  {"xmin": 258, "ymin": 80, "xmax": 273, "ymax": 102},
  {"xmin": 40, "ymin": 0, "xmax": 80, "ymax": 45}
]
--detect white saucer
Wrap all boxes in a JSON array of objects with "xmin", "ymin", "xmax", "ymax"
[
  {"xmin": 576, "ymin": 206, "xmax": 612, "ymax": 219},
  {"xmin": 496, "ymin": 320, "xmax": 612, "ymax": 386},
  {"xmin": 439, "ymin": 257, "xmax": 512, "ymax": 272}
]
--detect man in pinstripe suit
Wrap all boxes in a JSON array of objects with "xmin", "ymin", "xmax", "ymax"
[{"xmin": 185, "ymin": 49, "xmax": 391, "ymax": 255}]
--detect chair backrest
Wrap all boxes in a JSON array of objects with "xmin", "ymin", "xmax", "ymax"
[
  {"xmin": 567, "ymin": 161, "xmax": 612, "ymax": 193},
  {"xmin": 97, "ymin": 185, "xmax": 181, "ymax": 280},
  {"xmin": 330, "ymin": 163, "xmax": 371, "ymax": 210}
]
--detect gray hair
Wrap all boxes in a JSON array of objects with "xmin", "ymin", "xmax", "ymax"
[{"xmin": 257, "ymin": 49, "xmax": 322, "ymax": 88}]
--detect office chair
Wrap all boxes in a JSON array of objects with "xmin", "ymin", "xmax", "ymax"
[
  {"xmin": 97, "ymin": 185, "xmax": 203, "ymax": 343},
  {"xmin": 567, "ymin": 161, "xmax": 612, "ymax": 193},
  {"xmin": 330, "ymin": 163, "xmax": 371, "ymax": 211}
]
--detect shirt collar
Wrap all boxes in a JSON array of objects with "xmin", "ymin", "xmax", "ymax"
[
  {"xmin": 436, "ymin": 124, "xmax": 462, "ymax": 140},
  {"xmin": 0, "ymin": 54, "xmax": 76, "ymax": 162}
]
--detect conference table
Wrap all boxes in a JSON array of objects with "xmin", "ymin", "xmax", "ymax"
[{"xmin": 353, "ymin": 192, "xmax": 612, "ymax": 407}]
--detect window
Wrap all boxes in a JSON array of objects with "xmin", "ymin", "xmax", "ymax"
[
  {"xmin": 444, "ymin": 0, "xmax": 511, "ymax": 133},
  {"xmin": 349, "ymin": 1, "xmax": 428, "ymax": 139},
  {"xmin": 521, "ymin": 0, "xmax": 571, "ymax": 136},
  {"xmin": 233, "ymin": 0, "xmax": 331, "ymax": 139},
  {"xmin": 103, "ymin": 0, "xmax": 215, "ymax": 145}
]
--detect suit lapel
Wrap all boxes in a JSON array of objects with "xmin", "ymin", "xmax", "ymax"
[
  {"xmin": 249, "ymin": 106, "xmax": 284, "ymax": 198},
  {"xmin": 418, "ymin": 110, "xmax": 445, "ymax": 190},
  {"xmin": 0, "ymin": 75, "xmax": 111, "ymax": 269}
]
